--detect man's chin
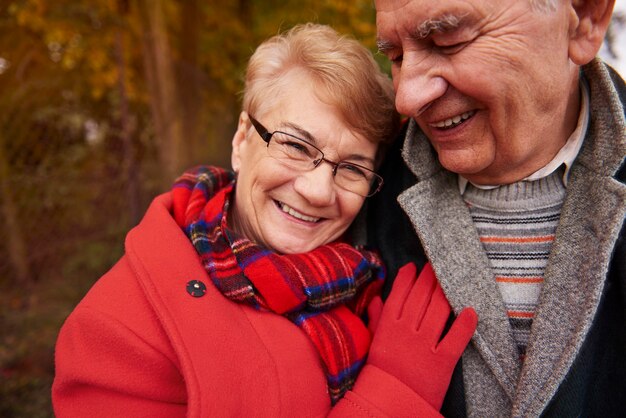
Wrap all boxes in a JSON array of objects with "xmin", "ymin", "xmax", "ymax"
[{"xmin": 438, "ymin": 158, "xmax": 486, "ymax": 179}]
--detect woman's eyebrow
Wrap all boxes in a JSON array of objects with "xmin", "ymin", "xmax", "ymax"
[
  {"xmin": 278, "ymin": 121, "xmax": 375, "ymax": 165},
  {"xmin": 279, "ymin": 121, "xmax": 317, "ymax": 144},
  {"xmin": 343, "ymin": 155, "xmax": 376, "ymax": 168}
]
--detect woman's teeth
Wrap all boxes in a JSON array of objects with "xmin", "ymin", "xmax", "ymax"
[
  {"xmin": 279, "ymin": 202, "xmax": 320, "ymax": 223},
  {"xmin": 432, "ymin": 110, "xmax": 475, "ymax": 129}
]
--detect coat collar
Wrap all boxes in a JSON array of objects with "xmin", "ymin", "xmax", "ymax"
[
  {"xmin": 398, "ymin": 136, "xmax": 522, "ymax": 411},
  {"xmin": 398, "ymin": 58, "xmax": 626, "ymax": 417},
  {"xmin": 513, "ymin": 58, "xmax": 626, "ymax": 417}
]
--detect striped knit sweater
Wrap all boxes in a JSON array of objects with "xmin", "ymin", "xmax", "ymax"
[{"xmin": 463, "ymin": 169, "xmax": 567, "ymax": 359}]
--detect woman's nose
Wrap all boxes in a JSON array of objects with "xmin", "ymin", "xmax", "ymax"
[{"xmin": 293, "ymin": 164, "xmax": 337, "ymax": 207}]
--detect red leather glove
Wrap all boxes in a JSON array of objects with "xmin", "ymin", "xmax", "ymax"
[{"xmin": 366, "ymin": 262, "xmax": 477, "ymax": 410}]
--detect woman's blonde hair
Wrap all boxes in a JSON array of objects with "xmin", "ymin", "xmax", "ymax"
[{"xmin": 242, "ymin": 23, "xmax": 400, "ymax": 160}]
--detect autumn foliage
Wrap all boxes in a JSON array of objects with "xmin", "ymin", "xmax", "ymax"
[{"xmin": 0, "ymin": 1, "xmax": 380, "ymax": 416}]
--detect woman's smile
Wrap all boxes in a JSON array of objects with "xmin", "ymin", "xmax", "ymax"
[{"xmin": 275, "ymin": 200, "xmax": 322, "ymax": 223}]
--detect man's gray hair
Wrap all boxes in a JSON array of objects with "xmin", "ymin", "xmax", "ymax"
[{"xmin": 530, "ymin": 0, "xmax": 558, "ymax": 12}]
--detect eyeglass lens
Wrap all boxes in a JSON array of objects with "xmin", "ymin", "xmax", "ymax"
[
  {"xmin": 249, "ymin": 115, "xmax": 381, "ymax": 197},
  {"xmin": 267, "ymin": 132, "xmax": 379, "ymax": 197}
]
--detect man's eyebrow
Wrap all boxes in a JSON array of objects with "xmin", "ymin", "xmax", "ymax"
[
  {"xmin": 377, "ymin": 12, "xmax": 468, "ymax": 52},
  {"xmin": 413, "ymin": 13, "xmax": 467, "ymax": 39},
  {"xmin": 376, "ymin": 38, "xmax": 396, "ymax": 54}
]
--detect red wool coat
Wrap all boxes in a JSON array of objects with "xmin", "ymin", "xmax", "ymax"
[{"xmin": 52, "ymin": 193, "xmax": 440, "ymax": 418}]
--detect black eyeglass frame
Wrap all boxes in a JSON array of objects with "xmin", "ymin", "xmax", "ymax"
[{"xmin": 248, "ymin": 115, "xmax": 384, "ymax": 197}]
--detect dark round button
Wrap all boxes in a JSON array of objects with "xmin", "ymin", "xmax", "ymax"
[{"xmin": 186, "ymin": 280, "xmax": 207, "ymax": 297}]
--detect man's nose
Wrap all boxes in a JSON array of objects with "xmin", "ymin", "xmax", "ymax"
[
  {"xmin": 293, "ymin": 164, "xmax": 337, "ymax": 207},
  {"xmin": 393, "ymin": 56, "xmax": 448, "ymax": 117}
]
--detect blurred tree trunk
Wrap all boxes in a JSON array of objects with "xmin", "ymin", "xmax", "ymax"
[
  {"xmin": 199, "ymin": 0, "xmax": 252, "ymax": 169},
  {"xmin": 239, "ymin": 0, "xmax": 252, "ymax": 25},
  {"xmin": 178, "ymin": 0, "xmax": 202, "ymax": 165},
  {"xmin": 116, "ymin": 0, "xmax": 140, "ymax": 225},
  {"xmin": 0, "ymin": 140, "xmax": 31, "ymax": 285},
  {"xmin": 138, "ymin": 0, "xmax": 184, "ymax": 187}
]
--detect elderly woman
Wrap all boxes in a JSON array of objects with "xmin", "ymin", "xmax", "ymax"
[{"xmin": 53, "ymin": 24, "xmax": 476, "ymax": 417}]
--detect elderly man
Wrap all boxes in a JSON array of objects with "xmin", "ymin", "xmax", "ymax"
[{"xmin": 367, "ymin": 0, "xmax": 625, "ymax": 416}]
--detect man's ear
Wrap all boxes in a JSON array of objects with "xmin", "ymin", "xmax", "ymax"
[
  {"xmin": 231, "ymin": 111, "xmax": 249, "ymax": 173},
  {"xmin": 568, "ymin": 0, "xmax": 615, "ymax": 65}
]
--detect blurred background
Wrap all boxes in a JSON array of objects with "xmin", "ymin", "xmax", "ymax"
[{"xmin": 0, "ymin": 1, "xmax": 624, "ymax": 417}]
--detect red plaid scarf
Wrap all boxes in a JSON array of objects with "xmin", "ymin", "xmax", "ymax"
[{"xmin": 172, "ymin": 166, "xmax": 384, "ymax": 404}]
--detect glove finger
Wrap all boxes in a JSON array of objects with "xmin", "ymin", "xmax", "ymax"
[
  {"xmin": 417, "ymin": 282, "xmax": 451, "ymax": 343},
  {"xmin": 436, "ymin": 307, "xmax": 478, "ymax": 358},
  {"xmin": 367, "ymin": 296, "xmax": 383, "ymax": 335},
  {"xmin": 403, "ymin": 262, "xmax": 437, "ymax": 325},
  {"xmin": 385, "ymin": 262, "xmax": 417, "ymax": 319}
]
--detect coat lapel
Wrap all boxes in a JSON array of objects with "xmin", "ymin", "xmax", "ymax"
[
  {"xmin": 398, "ymin": 122, "xmax": 521, "ymax": 415},
  {"xmin": 513, "ymin": 59, "xmax": 626, "ymax": 417}
]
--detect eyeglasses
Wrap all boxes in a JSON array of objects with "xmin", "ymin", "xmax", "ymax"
[{"xmin": 249, "ymin": 115, "xmax": 384, "ymax": 197}]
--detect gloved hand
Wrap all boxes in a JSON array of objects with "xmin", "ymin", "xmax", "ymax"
[{"xmin": 366, "ymin": 262, "xmax": 477, "ymax": 410}]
